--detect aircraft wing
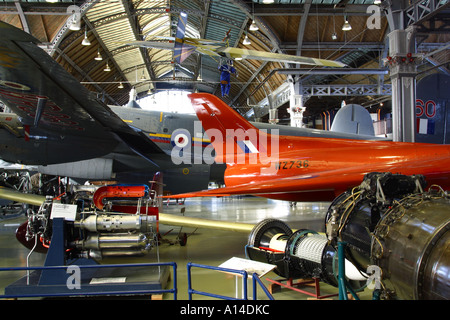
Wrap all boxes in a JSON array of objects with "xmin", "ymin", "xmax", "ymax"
[
  {"xmin": 184, "ymin": 38, "xmax": 227, "ymax": 46},
  {"xmin": 0, "ymin": 186, "xmax": 254, "ymax": 233},
  {"xmin": 129, "ymin": 40, "xmax": 345, "ymax": 67},
  {"xmin": 162, "ymin": 166, "xmax": 368, "ymax": 199},
  {"xmin": 126, "ymin": 40, "xmax": 175, "ymax": 50},
  {"xmin": 219, "ymin": 47, "xmax": 346, "ymax": 67},
  {"xmin": 0, "ymin": 22, "xmax": 168, "ymax": 165},
  {"xmin": 127, "ymin": 12, "xmax": 344, "ymax": 67},
  {"xmin": 0, "ymin": 186, "xmax": 47, "ymax": 207},
  {"xmin": 162, "ymin": 153, "xmax": 448, "ymax": 200}
]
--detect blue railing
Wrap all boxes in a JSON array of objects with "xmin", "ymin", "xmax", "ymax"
[
  {"xmin": 187, "ymin": 262, "xmax": 274, "ymax": 300},
  {"xmin": 252, "ymin": 274, "xmax": 274, "ymax": 300},
  {"xmin": 0, "ymin": 262, "xmax": 177, "ymax": 300}
]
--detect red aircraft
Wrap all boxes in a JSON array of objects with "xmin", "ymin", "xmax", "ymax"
[{"xmin": 166, "ymin": 93, "xmax": 450, "ymax": 202}]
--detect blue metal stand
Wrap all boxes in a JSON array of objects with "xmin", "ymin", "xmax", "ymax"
[
  {"xmin": 39, "ymin": 218, "xmax": 88, "ymax": 285},
  {"xmin": 5, "ymin": 218, "xmax": 173, "ymax": 299}
]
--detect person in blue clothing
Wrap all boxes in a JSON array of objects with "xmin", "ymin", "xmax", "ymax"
[{"xmin": 218, "ymin": 60, "xmax": 237, "ymax": 97}]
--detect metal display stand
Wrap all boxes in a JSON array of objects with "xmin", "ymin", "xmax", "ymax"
[
  {"xmin": 4, "ymin": 218, "xmax": 173, "ymax": 299},
  {"xmin": 265, "ymin": 277, "xmax": 338, "ymax": 300}
]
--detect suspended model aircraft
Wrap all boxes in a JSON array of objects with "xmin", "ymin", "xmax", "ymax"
[
  {"xmin": 127, "ymin": 12, "xmax": 346, "ymax": 67},
  {"xmin": 164, "ymin": 93, "xmax": 450, "ymax": 202},
  {"xmin": 0, "ymin": 21, "xmax": 375, "ymax": 195}
]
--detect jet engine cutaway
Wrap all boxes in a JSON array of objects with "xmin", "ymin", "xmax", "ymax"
[{"xmin": 246, "ymin": 173, "xmax": 450, "ymax": 300}]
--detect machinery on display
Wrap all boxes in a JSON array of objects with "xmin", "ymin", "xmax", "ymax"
[
  {"xmin": 2, "ymin": 174, "xmax": 180, "ymax": 297},
  {"xmin": 17, "ymin": 182, "xmax": 161, "ymax": 260},
  {"xmin": 245, "ymin": 173, "xmax": 450, "ymax": 300}
]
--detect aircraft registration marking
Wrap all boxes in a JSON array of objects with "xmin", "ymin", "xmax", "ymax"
[{"xmin": 273, "ymin": 160, "xmax": 309, "ymax": 170}]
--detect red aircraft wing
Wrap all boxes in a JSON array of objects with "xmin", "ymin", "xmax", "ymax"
[{"xmin": 164, "ymin": 151, "xmax": 450, "ymax": 202}]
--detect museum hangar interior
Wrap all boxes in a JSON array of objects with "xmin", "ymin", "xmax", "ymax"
[{"xmin": 0, "ymin": 0, "xmax": 449, "ymax": 301}]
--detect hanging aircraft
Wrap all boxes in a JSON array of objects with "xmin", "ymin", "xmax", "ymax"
[
  {"xmin": 126, "ymin": 12, "xmax": 346, "ymax": 67},
  {"xmin": 163, "ymin": 93, "xmax": 450, "ymax": 202},
  {"xmin": 0, "ymin": 21, "xmax": 378, "ymax": 196}
]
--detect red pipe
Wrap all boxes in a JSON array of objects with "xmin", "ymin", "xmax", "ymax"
[{"xmin": 93, "ymin": 185, "xmax": 148, "ymax": 210}]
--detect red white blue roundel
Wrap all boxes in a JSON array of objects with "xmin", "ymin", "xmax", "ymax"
[{"xmin": 171, "ymin": 129, "xmax": 191, "ymax": 148}]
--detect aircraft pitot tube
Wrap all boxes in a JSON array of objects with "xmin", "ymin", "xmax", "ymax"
[{"xmin": 245, "ymin": 173, "xmax": 450, "ymax": 300}]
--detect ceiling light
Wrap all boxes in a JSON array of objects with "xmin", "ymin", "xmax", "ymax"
[
  {"xmin": 374, "ymin": 0, "xmax": 382, "ymax": 4},
  {"xmin": 104, "ymin": 62, "xmax": 111, "ymax": 72},
  {"xmin": 69, "ymin": 16, "xmax": 81, "ymax": 31},
  {"xmin": 95, "ymin": 49, "xmax": 102, "ymax": 61},
  {"xmin": 262, "ymin": 0, "xmax": 274, "ymax": 3},
  {"xmin": 82, "ymin": 36, "xmax": 91, "ymax": 46},
  {"xmin": 249, "ymin": 20, "xmax": 259, "ymax": 31},
  {"xmin": 243, "ymin": 35, "xmax": 251, "ymax": 46},
  {"xmin": 118, "ymin": 82, "xmax": 124, "ymax": 89},
  {"xmin": 140, "ymin": 70, "xmax": 146, "ymax": 81},
  {"xmin": 82, "ymin": 28, "xmax": 91, "ymax": 46},
  {"xmin": 342, "ymin": 18, "xmax": 352, "ymax": 31},
  {"xmin": 331, "ymin": 32, "xmax": 337, "ymax": 40}
]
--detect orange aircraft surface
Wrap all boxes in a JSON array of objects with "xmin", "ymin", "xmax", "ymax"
[{"xmin": 165, "ymin": 93, "xmax": 450, "ymax": 202}]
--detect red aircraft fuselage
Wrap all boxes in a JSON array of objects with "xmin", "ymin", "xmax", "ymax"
[{"xmin": 166, "ymin": 93, "xmax": 450, "ymax": 202}]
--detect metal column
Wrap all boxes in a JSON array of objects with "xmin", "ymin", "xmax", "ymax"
[
  {"xmin": 288, "ymin": 80, "xmax": 306, "ymax": 128},
  {"xmin": 387, "ymin": 29, "xmax": 418, "ymax": 142}
]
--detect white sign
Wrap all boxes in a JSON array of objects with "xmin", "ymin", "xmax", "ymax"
[
  {"xmin": 219, "ymin": 257, "xmax": 276, "ymax": 277},
  {"xmin": 50, "ymin": 203, "xmax": 77, "ymax": 221},
  {"xmin": 90, "ymin": 277, "xmax": 127, "ymax": 285}
]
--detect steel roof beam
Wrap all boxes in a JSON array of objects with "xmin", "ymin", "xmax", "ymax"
[
  {"xmin": 276, "ymin": 68, "xmax": 388, "ymax": 76},
  {"xmin": 280, "ymin": 42, "xmax": 386, "ymax": 51},
  {"xmin": 13, "ymin": 0, "xmax": 30, "ymax": 34},
  {"xmin": 296, "ymin": 0, "xmax": 311, "ymax": 57},
  {"xmin": 229, "ymin": 0, "xmax": 291, "ymax": 107},
  {"xmin": 252, "ymin": 4, "xmax": 377, "ymax": 17},
  {"xmin": 193, "ymin": 0, "xmax": 211, "ymax": 92},
  {"xmin": 54, "ymin": 47, "xmax": 117, "ymax": 105},
  {"xmin": 121, "ymin": 0, "xmax": 155, "ymax": 83}
]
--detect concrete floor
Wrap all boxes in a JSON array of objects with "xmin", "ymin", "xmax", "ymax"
[{"xmin": 0, "ymin": 196, "xmax": 373, "ymax": 300}]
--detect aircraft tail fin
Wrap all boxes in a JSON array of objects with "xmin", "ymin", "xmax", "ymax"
[
  {"xmin": 175, "ymin": 12, "xmax": 188, "ymax": 39},
  {"xmin": 330, "ymin": 104, "xmax": 375, "ymax": 136},
  {"xmin": 189, "ymin": 93, "xmax": 275, "ymax": 165},
  {"xmin": 174, "ymin": 12, "xmax": 196, "ymax": 64},
  {"xmin": 174, "ymin": 42, "xmax": 196, "ymax": 64}
]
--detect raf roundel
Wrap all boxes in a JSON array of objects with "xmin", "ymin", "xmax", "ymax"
[{"xmin": 171, "ymin": 129, "xmax": 191, "ymax": 149}]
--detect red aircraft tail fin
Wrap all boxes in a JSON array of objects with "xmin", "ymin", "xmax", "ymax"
[{"xmin": 188, "ymin": 93, "xmax": 276, "ymax": 165}]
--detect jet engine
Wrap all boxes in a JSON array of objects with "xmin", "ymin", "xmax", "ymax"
[
  {"xmin": 16, "ymin": 183, "xmax": 160, "ymax": 260},
  {"xmin": 246, "ymin": 173, "xmax": 450, "ymax": 300}
]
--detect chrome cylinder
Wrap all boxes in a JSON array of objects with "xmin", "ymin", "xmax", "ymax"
[
  {"xmin": 88, "ymin": 248, "xmax": 150, "ymax": 259},
  {"xmin": 74, "ymin": 233, "xmax": 150, "ymax": 250},
  {"xmin": 75, "ymin": 214, "xmax": 154, "ymax": 233}
]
